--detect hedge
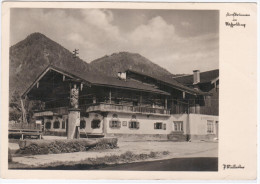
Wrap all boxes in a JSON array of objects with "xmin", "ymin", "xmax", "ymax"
[{"xmin": 17, "ymin": 138, "xmax": 118, "ymax": 155}]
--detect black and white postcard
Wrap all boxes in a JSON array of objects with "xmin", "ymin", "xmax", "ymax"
[{"xmin": 0, "ymin": 2, "xmax": 257, "ymax": 180}]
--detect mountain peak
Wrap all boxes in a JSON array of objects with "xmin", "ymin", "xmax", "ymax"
[
  {"xmin": 26, "ymin": 32, "xmax": 47, "ymax": 40},
  {"xmin": 90, "ymin": 52, "xmax": 172, "ymax": 78},
  {"xmin": 9, "ymin": 32, "xmax": 92, "ymax": 95},
  {"xmin": 11, "ymin": 32, "xmax": 52, "ymax": 49}
]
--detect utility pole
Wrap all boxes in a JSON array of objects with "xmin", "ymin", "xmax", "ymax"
[{"xmin": 72, "ymin": 49, "xmax": 79, "ymax": 58}]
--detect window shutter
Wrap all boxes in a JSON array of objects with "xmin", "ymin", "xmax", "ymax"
[
  {"xmin": 136, "ymin": 122, "xmax": 140, "ymax": 129},
  {"xmin": 109, "ymin": 120, "xmax": 112, "ymax": 128},
  {"xmin": 154, "ymin": 123, "xmax": 156, "ymax": 129},
  {"xmin": 163, "ymin": 123, "xmax": 166, "ymax": 130},
  {"xmin": 118, "ymin": 121, "xmax": 121, "ymax": 128}
]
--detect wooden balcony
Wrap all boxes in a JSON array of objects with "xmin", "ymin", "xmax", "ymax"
[
  {"xmin": 86, "ymin": 103, "xmax": 170, "ymax": 116},
  {"xmin": 34, "ymin": 107, "xmax": 68, "ymax": 117},
  {"xmin": 33, "ymin": 103, "xmax": 171, "ymax": 117}
]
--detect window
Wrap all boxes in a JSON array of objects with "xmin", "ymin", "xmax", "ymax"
[
  {"xmin": 62, "ymin": 121, "xmax": 65, "ymax": 129},
  {"xmin": 207, "ymin": 120, "xmax": 214, "ymax": 134},
  {"xmin": 53, "ymin": 121, "xmax": 60, "ymax": 129},
  {"xmin": 173, "ymin": 121, "xmax": 183, "ymax": 131},
  {"xmin": 109, "ymin": 114, "xmax": 121, "ymax": 128},
  {"xmin": 154, "ymin": 122, "xmax": 163, "ymax": 129},
  {"xmin": 91, "ymin": 119, "xmax": 101, "ymax": 129},
  {"xmin": 129, "ymin": 121, "xmax": 139, "ymax": 129},
  {"xmin": 129, "ymin": 115, "xmax": 139, "ymax": 129},
  {"xmin": 45, "ymin": 122, "xmax": 51, "ymax": 129},
  {"xmin": 80, "ymin": 120, "xmax": 86, "ymax": 129},
  {"xmin": 154, "ymin": 123, "xmax": 166, "ymax": 130},
  {"xmin": 109, "ymin": 120, "xmax": 121, "ymax": 128}
]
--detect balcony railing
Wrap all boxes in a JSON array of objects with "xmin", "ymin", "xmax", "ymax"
[
  {"xmin": 34, "ymin": 103, "xmax": 171, "ymax": 117},
  {"xmin": 34, "ymin": 107, "xmax": 68, "ymax": 117},
  {"xmin": 86, "ymin": 103, "xmax": 170, "ymax": 116}
]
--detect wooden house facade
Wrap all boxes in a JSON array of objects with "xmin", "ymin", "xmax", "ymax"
[{"xmin": 23, "ymin": 65, "xmax": 219, "ymax": 141}]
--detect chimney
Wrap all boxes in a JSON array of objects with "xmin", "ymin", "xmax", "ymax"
[
  {"xmin": 117, "ymin": 72, "xmax": 126, "ymax": 81},
  {"xmin": 117, "ymin": 72, "xmax": 122, "ymax": 79},
  {"xmin": 193, "ymin": 70, "xmax": 200, "ymax": 84}
]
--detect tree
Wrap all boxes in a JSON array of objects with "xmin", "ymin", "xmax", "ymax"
[
  {"xmin": 9, "ymin": 91, "xmax": 22, "ymax": 122},
  {"xmin": 9, "ymin": 91, "xmax": 45, "ymax": 123}
]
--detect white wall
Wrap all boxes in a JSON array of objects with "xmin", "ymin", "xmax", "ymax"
[
  {"xmin": 189, "ymin": 114, "xmax": 219, "ymax": 136},
  {"xmin": 40, "ymin": 113, "xmax": 219, "ymax": 139},
  {"xmin": 105, "ymin": 112, "xmax": 171, "ymax": 135}
]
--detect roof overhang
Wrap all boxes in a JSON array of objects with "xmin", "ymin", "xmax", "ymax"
[
  {"xmin": 22, "ymin": 65, "xmax": 170, "ymax": 99},
  {"xmin": 126, "ymin": 69, "xmax": 210, "ymax": 96},
  {"xmin": 21, "ymin": 65, "xmax": 90, "ymax": 98},
  {"xmin": 92, "ymin": 83, "xmax": 170, "ymax": 96}
]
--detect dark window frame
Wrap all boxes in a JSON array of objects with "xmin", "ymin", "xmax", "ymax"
[
  {"xmin": 53, "ymin": 121, "xmax": 60, "ymax": 129},
  {"xmin": 91, "ymin": 119, "xmax": 101, "ymax": 129},
  {"xmin": 80, "ymin": 120, "xmax": 86, "ymax": 129},
  {"xmin": 109, "ymin": 120, "xmax": 121, "ymax": 129},
  {"xmin": 62, "ymin": 120, "xmax": 66, "ymax": 129},
  {"xmin": 129, "ymin": 121, "xmax": 139, "ymax": 129},
  {"xmin": 154, "ymin": 122, "xmax": 163, "ymax": 130},
  {"xmin": 45, "ymin": 121, "xmax": 51, "ymax": 129}
]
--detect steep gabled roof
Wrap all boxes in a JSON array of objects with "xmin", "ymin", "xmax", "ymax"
[
  {"xmin": 126, "ymin": 69, "xmax": 210, "ymax": 96},
  {"xmin": 174, "ymin": 69, "xmax": 219, "ymax": 85},
  {"xmin": 22, "ymin": 64, "xmax": 170, "ymax": 98}
]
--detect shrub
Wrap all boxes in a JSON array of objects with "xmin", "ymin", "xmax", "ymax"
[
  {"xmin": 17, "ymin": 138, "xmax": 118, "ymax": 155},
  {"xmin": 162, "ymin": 151, "xmax": 169, "ymax": 155},
  {"xmin": 149, "ymin": 151, "xmax": 157, "ymax": 158}
]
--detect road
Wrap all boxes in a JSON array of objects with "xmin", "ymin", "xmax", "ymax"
[
  {"xmin": 99, "ymin": 157, "xmax": 218, "ymax": 171},
  {"xmin": 21, "ymin": 157, "xmax": 218, "ymax": 171}
]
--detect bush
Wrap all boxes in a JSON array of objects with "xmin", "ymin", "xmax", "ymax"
[
  {"xmin": 149, "ymin": 151, "xmax": 157, "ymax": 158},
  {"xmin": 17, "ymin": 138, "xmax": 118, "ymax": 155},
  {"xmin": 162, "ymin": 151, "xmax": 169, "ymax": 155}
]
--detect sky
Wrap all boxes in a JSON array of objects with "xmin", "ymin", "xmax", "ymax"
[{"xmin": 10, "ymin": 8, "xmax": 219, "ymax": 74}]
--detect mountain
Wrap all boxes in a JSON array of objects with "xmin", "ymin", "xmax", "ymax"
[
  {"xmin": 89, "ymin": 52, "xmax": 173, "ymax": 78},
  {"xmin": 9, "ymin": 32, "xmax": 92, "ymax": 96},
  {"xmin": 10, "ymin": 33, "xmax": 175, "ymax": 97}
]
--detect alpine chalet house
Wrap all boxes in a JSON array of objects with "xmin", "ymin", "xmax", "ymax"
[
  {"xmin": 126, "ymin": 69, "xmax": 219, "ymax": 140},
  {"xmin": 23, "ymin": 64, "xmax": 219, "ymax": 141},
  {"xmin": 174, "ymin": 69, "xmax": 219, "ymax": 116}
]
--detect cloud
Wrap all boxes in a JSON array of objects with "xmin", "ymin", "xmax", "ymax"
[
  {"xmin": 125, "ymin": 16, "xmax": 218, "ymax": 73},
  {"xmin": 11, "ymin": 9, "xmax": 218, "ymax": 74},
  {"xmin": 181, "ymin": 21, "xmax": 191, "ymax": 27},
  {"xmin": 129, "ymin": 16, "xmax": 176, "ymax": 47}
]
